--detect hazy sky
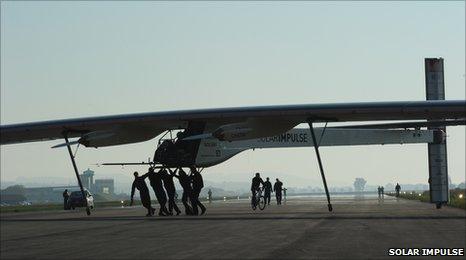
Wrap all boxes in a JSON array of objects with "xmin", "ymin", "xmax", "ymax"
[{"xmin": 1, "ymin": 2, "xmax": 465, "ymax": 188}]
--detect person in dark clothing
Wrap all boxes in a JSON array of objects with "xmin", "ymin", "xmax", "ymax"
[
  {"xmin": 162, "ymin": 168, "xmax": 181, "ymax": 215},
  {"xmin": 63, "ymin": 189, "xmax": 70, "ymax": 210},
  {"xmin": 274, "ymin": 178, "xmax": 283, "ymax": 205},
  {"xmin": 263, "ymin": 177, "xmax": 272, "ymax": 205},
  {"xmin": 190, "ymin": 166, "xmax": 206, "ymax": 215},
  {"xmin": 208, "ymin": 189, "xmax": 212, "ymax": 203},
  {"xmin": 251, "ymin": 173, "xmax": 265, "ymax": 205},
  {"xmin": 395, "ymin": 183, "xmax": 401, "ymax": 197},
  {"xmin": 173, "ymin": 168, "xmax": 194, "ymax": 215},
  {"xmin": 130, "ymin": 171, "xmax": 155, "ymax": 216},
  {"xmin": 148, "ymin": 167, "xmax": 170, "ymax": 216}
]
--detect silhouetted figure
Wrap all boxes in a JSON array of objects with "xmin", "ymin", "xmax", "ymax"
[
  {"xmin": 148, "ymin": 167, "xmax": 170, "ymax": 216},
  {"xmin": 63, "ymin": 189, "xmax": 70, "ymax": 210},
  {"xmin": 208, "ymin": 189, "xmax": 212, "ymax": 204},
  {"xmin": 163, "ymin": 168, "xmax": 181, "ymax": 215},
  {"xmin": 263, "ymin": 177, "xmax": 272, "ymax": 205},
  {"xmin": 173, "ymin": 168, "xmax": 194, "ymax": 215},
  {"xmin": 190, "ymin": 166, "xmax": 206, "ymax": 215},
  {"xmin": 131, "ymin": 171, "xmax": 155, "ymax": 216},
  {"xmin": 274, "ymin": 178, "xmax": 283, "ymax": 205},
  {"xmin": 377, "ymin": 186, "xmax": 381, "ymax": 197},
  {"xmin": 283, "ymin": 188, "xmax": 287, "ymax": 201},
  {"xmin": 381, "ymin": 186, "xmax": 384, "ymax": 197},
  {"xmin": 395, "ymin": 183, "xmax": 401, "ymax": 197},
  {"xmin": 251, "ymin": 173, "xmax": 265, "ymax": 206}
]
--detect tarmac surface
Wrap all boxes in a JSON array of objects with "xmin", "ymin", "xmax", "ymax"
[{"xmin": 1, "ymin": 194, "xmax": 465, "ymax": 259}]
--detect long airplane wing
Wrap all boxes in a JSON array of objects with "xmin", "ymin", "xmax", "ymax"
[
  {"xmin": 330, "ymin": 119, "xmax": 466, "ymax": 129},
  {"xmin": 1, "ymin": 100, "xmax": 465, "ymax": 147}
]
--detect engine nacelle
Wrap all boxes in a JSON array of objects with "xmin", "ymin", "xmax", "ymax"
[
  {"xmin": 78, "ymin": 128, "xmax": 158, "ymax": 147},
  {"xmin": 210, "ymin": 119, "xmax": 297, "ymax": 142}
]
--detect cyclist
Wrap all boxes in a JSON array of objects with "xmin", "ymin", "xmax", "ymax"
[{"xmin": 250, "ymin": 173, "xmax": 265, "ymax": 207}]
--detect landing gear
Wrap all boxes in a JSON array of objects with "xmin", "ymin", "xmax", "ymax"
[
  {"xmin": 308, "ymin": 120, "xmax": 333, "ymax": 212},
  {"xmin": 63, "ymin": 133, "xmax": 91, "ymax": 216}
]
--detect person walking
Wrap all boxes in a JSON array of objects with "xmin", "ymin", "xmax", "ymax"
[
  {"xmin": 63, "ymin": 189, "xmax": 70, "ymax": 210},
  {"xmin": 274, "ymin": 178, "xmax": 283, "ymax": 205},
  {"xmin": 208, "ymin": 189, "xmax": 212, "ymax": 204},
  {"xmin": 395, "ymin": 183, "xmax": 401, "ymax": 197},
  {"xmin": 263, "ymin": 177, "xmax": 272, "ymax": 205}
]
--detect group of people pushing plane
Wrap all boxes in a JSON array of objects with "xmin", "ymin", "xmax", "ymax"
[{"xmin": 130, "ymin": 166, "xmax": 206, "ymax": 217}]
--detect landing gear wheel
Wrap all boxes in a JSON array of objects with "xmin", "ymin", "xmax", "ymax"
[
  {"xmin": 436, "ymin": 203, "xmax": 442, "ymax": 209},
  {"xmin": 328, "ymin": 204, "xmax": 333, "ymax": 212},
  {"xmin": 86, "ymin": 208, "xmax": 91, "ymax": 215},
  {"xmin": 259, "ymin": 197, "xmax": 266, "ymax": 210}
]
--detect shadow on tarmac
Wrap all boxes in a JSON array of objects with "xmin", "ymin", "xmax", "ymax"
[{"xmin": 2, "ymin": 215, "xmax": 464, "ymax": 222}]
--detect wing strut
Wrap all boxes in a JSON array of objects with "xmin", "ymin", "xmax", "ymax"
[
  {"xmin": 64, "ymin": 133, "xmax": 91, "ymax": 216},
  {"xmin": 308, "ymin": 120, "xmax": 333, "ymax": 212}
]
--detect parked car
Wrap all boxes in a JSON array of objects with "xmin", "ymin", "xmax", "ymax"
[{"xmin": 68, "ymin": 190, "xmax": 94, "ymax": 210}]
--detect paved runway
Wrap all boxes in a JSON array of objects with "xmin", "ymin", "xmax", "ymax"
[{"xmin": 1, "ymin": 195, "xmax": 465, "ymax": 259}]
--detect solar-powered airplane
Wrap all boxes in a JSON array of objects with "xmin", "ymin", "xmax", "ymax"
[{"xmin": 1, "ymin": 59, "xmax": 465, "ymax": 215}]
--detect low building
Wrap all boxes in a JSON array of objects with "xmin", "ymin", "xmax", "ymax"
[
  {"xmin": 94, "ymin": 179, "xmax": 114, "ymax": 194},
  {"xmin": 79, "ymin": 168, "xmax": 115, "ymax": 195}
]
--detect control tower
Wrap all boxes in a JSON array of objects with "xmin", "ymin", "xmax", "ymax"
[{"xmin": 80, "ymin": 168, "xmax": 94, "ymax": 191}]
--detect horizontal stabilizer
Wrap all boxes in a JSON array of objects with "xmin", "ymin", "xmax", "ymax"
[
  {"xmin": 98, "ymin": 162, "xmax": 167, "ymax": 169},
  {"xmin": 100, "ymin": 162, "xmax": 154, "ymax": 166}
]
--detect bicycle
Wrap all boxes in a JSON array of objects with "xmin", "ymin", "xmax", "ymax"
[{"xmin": 251, "ymin": 187, "xmax": 266, "ymax": 211}]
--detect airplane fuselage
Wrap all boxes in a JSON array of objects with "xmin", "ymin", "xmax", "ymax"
[{"xmin": 153, "ymin": 127, "xmax": 435, "ymax": 168}]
